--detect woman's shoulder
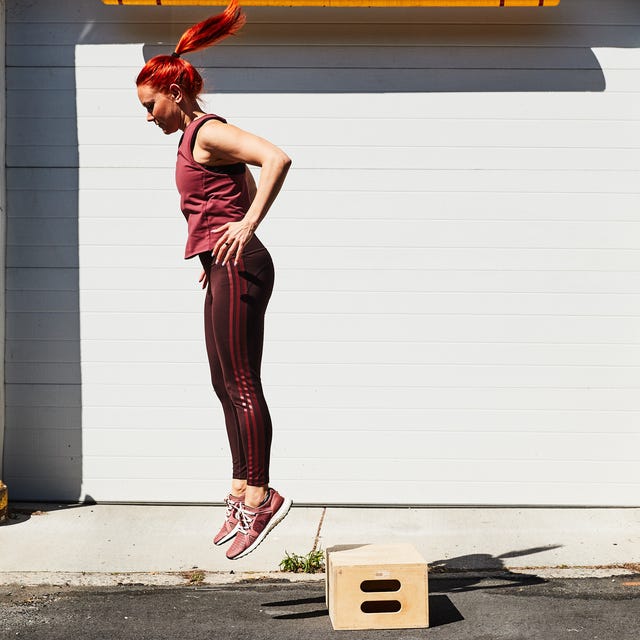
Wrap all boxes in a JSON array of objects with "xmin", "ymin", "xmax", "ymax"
[
  {"xmin": 187, "ymin": 113, "xmax": 229, "ymax": 142},
  {"xmin": 194, "ymin": 113, "xmax": 228, "ymax": 127},
  {"xmin": 181, "ymin": 114, "xmax": 228, "ymax": 150}
]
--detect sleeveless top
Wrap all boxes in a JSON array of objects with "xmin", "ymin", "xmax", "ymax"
[{"xmin": 175, "ymin": 114, "xmax": 252, "ymax": 259}]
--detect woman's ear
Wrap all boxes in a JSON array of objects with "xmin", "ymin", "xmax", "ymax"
[{"xmin": 169, "ymin": 83, "xmax": 183, "ymax": 104}]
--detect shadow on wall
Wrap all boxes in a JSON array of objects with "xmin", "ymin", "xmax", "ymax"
[
  {"xmin": 134, "ymin": 0, "xmax": 640, "ymax": 94},
  {"xmin": 2, "ymin": 0, "xmax": 639, "ymax": 501},
  {"xmin": 145, "ymin": 41, "xmax": 613, "ymax": 94},
  {"xmin": 3, "ymin": 33, "xmax": 82, "ymax": 501}
]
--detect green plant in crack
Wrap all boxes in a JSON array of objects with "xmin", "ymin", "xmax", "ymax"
[{"xmin": 279, "ymin": 548, "xmax": 325, "ymax": 573}]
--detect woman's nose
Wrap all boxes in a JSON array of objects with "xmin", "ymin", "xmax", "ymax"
[{"xmin": 146, "ymin": 112, "xmax": 155, "ymax": 123}]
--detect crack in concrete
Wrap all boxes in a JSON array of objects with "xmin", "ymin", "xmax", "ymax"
[{"xmin": 312, "ymin": 507, "xmax": 326, "ymax": 553}]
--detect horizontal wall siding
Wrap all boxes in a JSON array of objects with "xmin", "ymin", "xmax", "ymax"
[{"xmin": 4, "ymin": 0, "xmax": 640, "ymax": 504}]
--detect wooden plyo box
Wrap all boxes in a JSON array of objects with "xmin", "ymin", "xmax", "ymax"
[{"xmin": 325, "ymin": 543, "xmax": 429, "ymax": 631}]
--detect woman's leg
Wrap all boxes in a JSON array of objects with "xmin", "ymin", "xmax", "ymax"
[
  {"xmin": 202, "ymin": 239, "xmax": 290, "ymax": 559},
  {"xmin": 202, "ymin": 253, "xmax": 248, "ymax": 486},
  {"xmin": 203, "ymin": 238, "xmax": 275, "ymax": 501}
]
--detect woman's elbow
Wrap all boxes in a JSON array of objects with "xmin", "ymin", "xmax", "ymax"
[
  {"xmin": 274, "ymin": 151, "xmax": 292, "ymax": 180},
  {"xmin": 263, "ymin": 147, "xmax": 291, "ymax": 176},
  {"xmin": 279, "ymin": 150, "xmax": 292, "ymax": 171}
]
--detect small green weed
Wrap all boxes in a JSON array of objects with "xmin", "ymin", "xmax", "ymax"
[{"xmin": 279, "ymin": 548, "xmax": 325, "ymax": 574}]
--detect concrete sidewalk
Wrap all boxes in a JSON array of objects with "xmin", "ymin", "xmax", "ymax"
[{"xmin": 1, "ymin": 503, "xmax": 639, "ymax": 585}]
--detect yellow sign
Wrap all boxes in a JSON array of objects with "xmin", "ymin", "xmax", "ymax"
[
  {"xmin": 102, "ymin": 1, "xmax": 560, "ymax": 7},
  {"xmin": 0, "ymin": 482, "xmax": 7, "ymax": 523}
]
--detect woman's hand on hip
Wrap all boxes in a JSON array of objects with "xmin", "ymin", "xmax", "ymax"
[{"xmin": 212, "ymin": 219, "xmax": 256, "ymax": 266}]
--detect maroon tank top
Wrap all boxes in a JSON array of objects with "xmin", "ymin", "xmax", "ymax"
[{"xmin": 175, "ymin": 114, "xmax": 252, "ymax": 259}]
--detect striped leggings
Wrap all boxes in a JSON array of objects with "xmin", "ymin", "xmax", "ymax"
[{"xmin": 199, "ymin": 235, "xmax": 275, "ymax": 486}]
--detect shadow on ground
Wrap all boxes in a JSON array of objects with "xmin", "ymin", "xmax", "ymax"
[
  {"xmin": 0, "ymin": 500, "xmax": 96, "ymax": 527},
  {"xmin": 430, "ymin": 545, "xmax": 561, "ymax": 593},
  {"xmin": 262, "ymin": 591, "xmax": 465, "ymax": 628},
  {"xmin": 260, "ymin": 546, "xmax": 559, "ymax": 628}
]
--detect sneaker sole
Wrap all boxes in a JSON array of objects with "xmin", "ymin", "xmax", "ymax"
[
  {"xmin": 213, "ymin": 522, "xmax": 241, "ymax": 546},
  {"xmin": 228, "ymin": 497, "xmax": 293, "ymax": 560}
]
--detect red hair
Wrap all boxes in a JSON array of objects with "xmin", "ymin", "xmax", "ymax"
[{"xmin": 135, "ymin": 0, "xmax": 245, "ymax": 99}]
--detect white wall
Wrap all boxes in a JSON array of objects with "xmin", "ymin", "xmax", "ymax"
[{"xmin": 4, "ymin": 0, "xmax": 640, "ymax": 505}]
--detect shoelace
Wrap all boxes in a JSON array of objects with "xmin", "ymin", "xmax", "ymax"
[
  {"xmin": 224, "ymin": 496, "xmax": 240, "ymax": 521},
  {"xmin": 236, "ymin": 503, "xmax": 256, "ymax": 534}
]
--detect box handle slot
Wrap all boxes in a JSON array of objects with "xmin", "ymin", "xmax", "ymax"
[
  {"xmin": 360, "ymin": 600, "xmax": 402, "ymax": 614},
  {"xmin": 360, "ymin": 579, "xmax": 401, "ymax": 593}
]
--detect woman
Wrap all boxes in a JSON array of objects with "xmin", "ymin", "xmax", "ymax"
[{"xmin": 136, "ymin": 0, "xmax": 292, "ymax": 560}]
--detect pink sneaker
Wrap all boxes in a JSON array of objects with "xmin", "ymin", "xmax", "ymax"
[
  {"xmin": 226, "ymin": 489, "xmax": 292, "ymax": 560},
  {"xmin": 213, "ymin": 494, "xmax": 244, "ymax": 546}
]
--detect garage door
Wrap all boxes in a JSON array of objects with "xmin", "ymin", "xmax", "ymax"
[{"xmin": 4, "ymin": 0, "xmax": 639, "ymax": 505}]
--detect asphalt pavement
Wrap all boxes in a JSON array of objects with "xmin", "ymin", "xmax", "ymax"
[{"xmin": 1, "ymin": 575, "xmax": 640, "ymax": 640}]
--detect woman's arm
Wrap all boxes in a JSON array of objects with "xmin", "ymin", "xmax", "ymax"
[
  {"xmin": 245, "ymin": 167, "xmax": 258, "ymax": 202},
  {"xmin": 194, "ymin": 120, "xmax": 291, "ymax": 265}
]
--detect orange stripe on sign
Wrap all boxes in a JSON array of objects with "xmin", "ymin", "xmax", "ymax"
[{"xmin": 104, "ymin": 1, "xmax": 562, "ymax": 7}]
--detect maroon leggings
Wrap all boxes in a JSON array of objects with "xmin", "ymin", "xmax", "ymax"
[{"xmin": 199, "ymin": 235, "xmax": 274, "ymax": 486}]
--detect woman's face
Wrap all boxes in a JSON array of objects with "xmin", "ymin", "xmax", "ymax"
[{"xmin": 137, "ymin": 84, "xmax": 182, "ymax": 135}]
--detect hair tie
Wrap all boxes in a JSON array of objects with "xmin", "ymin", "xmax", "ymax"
[{"xmin": 171, "ymin": 51, "xmax": 181, "ymax": 58}]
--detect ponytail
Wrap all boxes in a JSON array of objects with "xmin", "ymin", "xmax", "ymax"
[
  {"xmin": 136, "ymin": 0, "xmax": 245, "ymax": 99},
  {"xmin": 174, "ymin": 0, "xmax": 245, "ymax": 58}
]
